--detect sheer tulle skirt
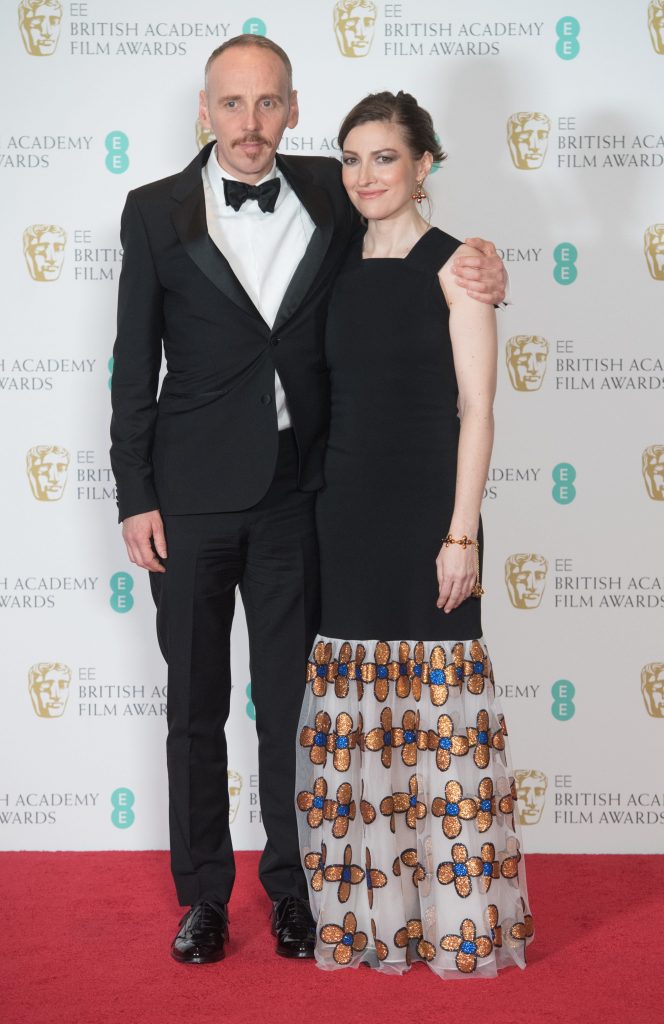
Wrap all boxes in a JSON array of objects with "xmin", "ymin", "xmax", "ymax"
[{"xmin": 296, "ymin": 636, "xmax": 534, "ymax": 978}]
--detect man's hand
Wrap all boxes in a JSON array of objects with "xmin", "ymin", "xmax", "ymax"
[
  {"xmin": 452, "ymin": 237, "xmax": 507, "ymax": 305},
  {"xmin": 121, "ymin": 509, "xmax": 167, "ymax": 572}
]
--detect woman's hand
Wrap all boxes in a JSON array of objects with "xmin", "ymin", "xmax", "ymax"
[{"xmin": 436, "ymin": 541, "xmax": 476, "ymax": 612}]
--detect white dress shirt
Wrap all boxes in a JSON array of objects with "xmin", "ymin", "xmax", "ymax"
[{"xmin": 203, "ymin": 147, "xmax": 316, "ymax": 430}]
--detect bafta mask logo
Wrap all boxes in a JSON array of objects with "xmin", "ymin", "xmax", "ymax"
[
  {"xmin": 641, "ymin": 663, "xmax": 664, "ymax": 717},
  {"xmin": 195, "ymin": 117, "xmax": 215, "ymax": 152},
  {"xmin": 506, "ymin": 335, "xmax": 549, "ymax": 392},
  {"xmin": 29, "ymin": 662, "xmax": 71, "ymax": 718},
  {"xmin": 333, "ymin": 0, "xmax": 377, "ymax": 58},
  {"xmin": 505, "ymin": 553, "xmax": 548, "ymax": 609},
  {"xmin": 507, "ymin": 112, "xmax": 551, "ymax": 170},
  {"xmin": 648, "ymin": 0, "xmax": 664, "ymax": 53},
  {"xmin": 644, "ymin": 224, "xmax": 664, "ymax": 280},
  {"xmin": 18, "ymin": 0, "xmax": 62, "ymax": 56},
  {"xmin": 26, "ymin": 445, "xmax": 70, "ymax": 501},
  {"xmin": 642, "ymin": 445, "xmax": 664, "ymax": 500},
  {"xmin": 228, "ymin": 770, "xmax": 243, "ymax": 823},
  {"xmin": 514, "ymin": 769, "xmax": 548, "ymax": 825},
  {"xmin": 23, "ymin": 224, "xmax": 67, "ymax": 281}
]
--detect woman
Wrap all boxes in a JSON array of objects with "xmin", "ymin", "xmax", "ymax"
[{"xmin": 295, "ymin": 91, "xmax": 534, "ymax": 977}]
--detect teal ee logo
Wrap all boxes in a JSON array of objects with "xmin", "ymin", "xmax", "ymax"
[
  {"xmin": 105, "ymin": 131, "xmax": 129, "ymax": 174},
  {"xmin": 111, "ymin": 787, "xmax": 135, "ymax": 828},
  {"xmin": 553, "ymin": 243, "xmax": 577, "ymax": 285},
  {"xmin": 555, "ymin": 17, "xmax": 580, "ymax": 60},
  {"xmin": 552, "ymin": 462, "xmax": 576, "ymax": 504},
  {"xmin": 242, "ymin": 17, "xmax": 267, "ymax": 35},
  {"xmin": 107, "ymin": 356, "xmax": 114, "ymax": 391},
  {"xmin": 551, "ymin": 679, "xmax": 575, "ymax": 720},
  {"xmin": 110, "ymin": 571, "xmax": 134, "ymax": 613},
  {"xmin": 245, "ymin": 682, "xmax": 256, "ymax": 720}
]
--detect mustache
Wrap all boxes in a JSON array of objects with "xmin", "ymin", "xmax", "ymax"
[{"xmin": 233, "ymin": 134, "xmax": 269, "ymax": 147}]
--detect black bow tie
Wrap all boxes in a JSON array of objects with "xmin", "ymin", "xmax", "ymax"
[{"xmin": 222, "ymin": 176, "xmax": 281, "ymax": 213}]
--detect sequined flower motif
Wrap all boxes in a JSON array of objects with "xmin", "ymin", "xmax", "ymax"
[
  {"xmin": 323, "ymin": 843, "xmax": 365, "ymax": 903},
  {"xmin": 494, "ymin": 776, "xmax": 515, "ymax": 826},
  {"xmin": 394, "ymin": 919, "xmax": 436, "ymax": 962},
  {"xmin": 296, "ymin": 777, "xmax": 331, "ymax": 828},
  {"xmin": 476, "ymin": 777, "xmax": 497, "ymax": 832},
  {"xmin": 360, "ymin": 781, "xmax": 377, "ymax": 825},
  {"xmin": 443, "ymin": 642, "xmax": 470, "ymax": 692},
  {"xmin": 326, "ymin": 782, "xmax": 356, "ymax": 838},
  {"xmin": 436, "ymin": 842, "xmax": 487, "ymax": 898},
  {"xmin": 328, "ymin": 712, "xmax": 356, "ymax": 771},
  {"xmin": 428, "ymin": 713, "xmax": 470, "ymax": 771},
  {"xmin": 500, "ymin": 835, "xmax": 522, "ymax": 883},
  {"xmin": 467, "ymin": 709, "xmax": 493, "ymax": 769},
  {"xmin": 395, "ymin": 848, "xmax": 426, "ymax": 887},
  {"xmin": 361, "ymin": 641, "xmax": 392, "ymax": 702},
  {"xmin": 466, "ymin": 640, "xmax": 491, "ymax": 695},
  {"xmin": 307, "ymin": 641, "xmax": 333, "ymax": 697},
  {"xmin": 426, "ymin": 645, "xmax": 449, "ymax": 706},
  {"xmin": 365, "ymin": 707, "xmax": 394, "ymax": 768},
  {"xmin": 351, "ymin": 643, "xmax": 367, "ymax": 700},
  {"xmin": 329, "ymin": 641, "xmax": 354, "ymax": 698},
  {"xmin": 380, "ymin": 774, "xmax": 427, "ymax": 832},
  {"xmin": 365, "ymin": 848, "xmax": 387, "ymax": 908},
  {"xmin": 304, "ymin": 842, "xmax": 326, "ymax": 892},
  {"xmin": 299, "ymin": 711, "xmax": 331, "ymax": 766},
  {"xmin": 492, "ymin": 715, "xmax": 507, "ymax": 756},
  {"xmin": 432, "ymin": 780, "xmax": 478, "ymax": 838},
  {"xmin": 441, "ymin": 918, "xmax": 493, "ymax": 973},
  {"xmin": 371, "ymin": 919, "xmax": 389, "ymax": 961},
  {"xmin": 391, "ymin": 642, "xmax": 421, "ymax": 700},
  {"xmin": 320, "ymin": 911, "xmax": 367, "ymax": 965},
  {"xmin": 409, "ymin": 642, "xmax": 432, "ymax": 700},
  {"xmin": 485, "ymin": 904, "xmax": 502, "ymax": 948},
  {"xmin": 507, "ymin": 898, "xmax": 534, "ymax": 950},
  {"xmin": 392, "ymin": 709, "xmax": 428, "ymax": 767}
]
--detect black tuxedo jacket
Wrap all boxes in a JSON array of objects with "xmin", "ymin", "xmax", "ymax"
[{"xmin": 110, "ymin": 143, "xmax": 357, "ymax": 521}]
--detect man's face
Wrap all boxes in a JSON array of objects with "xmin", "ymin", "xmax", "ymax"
[
  {"xmin": 643, "ymin": 447, "xmax": 664, "ymax": 499},
  {"xmin": 508, "ymin": 117, "xmax": 549, "ymax": 169},
  {"xmin": 649, "ymin": 2, "xmax": 664, "ymax": 53},
  {"xmin": 508, "ymin": 338, "xmax": 548, "ymax": 391},
  {"xmin": 507, "ymin": 557, "xmax": 547, "ymax": 608},
  {"xmin": 28, "ymin": 448, "xmax": 69, "ymax": 500},
  {"xmin": 30, "ymin": 666, "xmax": 70, "ymax": 717},
  {"xmin": 199, "ymin": 47, "xmax": 298, "ymax": 184},
  {"xmin": 642, "ymin": 665, "xmax": 664, "ymax": 717},
  {"xmin": 515, "ymin": 772, "xmax": 547, "ymax": 825},
  {"xmin": 24, "ymin": 228, "xmax": 66, "ymax": 281},
  {"xmin": 335, "ymin": 3, "xmax": 376, "ymax": 57},
  {"xmin": 19, "ymin": 2, "xmax": 62, "ymax": 56},
  {"xmin": 645, "ymin": 225, "xmax": 664, "ymax": 280}
]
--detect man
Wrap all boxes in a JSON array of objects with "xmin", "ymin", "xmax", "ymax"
[{"xmin": 110, "ymin": 33, "xmax": 506, "ymax": 965}]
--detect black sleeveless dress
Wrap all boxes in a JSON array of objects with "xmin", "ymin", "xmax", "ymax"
[{"xmin": 296, "ymin": 228, "xmax": 534, "ymax": 978}]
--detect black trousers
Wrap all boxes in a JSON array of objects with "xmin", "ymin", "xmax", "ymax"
[{"xmin": 150, "ymin": 430, "xmax": 319, "ymax": 906}]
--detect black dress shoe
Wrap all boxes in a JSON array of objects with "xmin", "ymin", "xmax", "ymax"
[
  {"xmin": 171, "ymin": 900, "xmax": 229, "ymax": 964},
  {"xmin": 271, "ymin": 896, "xmax": 316, "ymax": 958}
]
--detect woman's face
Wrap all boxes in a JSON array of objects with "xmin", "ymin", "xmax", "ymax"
[{"xmin": 341, "ymin": 119, "xmax": 431, "ymax": 221}]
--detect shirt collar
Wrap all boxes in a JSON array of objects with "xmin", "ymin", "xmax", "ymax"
[{"xmin": 207, "ymin": 145, "xmax": 285, "ymax": 211}]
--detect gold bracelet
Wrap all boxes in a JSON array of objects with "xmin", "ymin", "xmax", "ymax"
[{"xmin": 442, "ymin": 533, "xmax": 485, "ymax": 598}]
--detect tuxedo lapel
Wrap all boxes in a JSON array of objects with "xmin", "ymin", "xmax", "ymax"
[
  {"xmin": 171, "ymin": 144, "xmax": 263, "ymax": 322},
  {"xmin": 272, "ymin": 154, "xmax": 335, "ymax": 333}
]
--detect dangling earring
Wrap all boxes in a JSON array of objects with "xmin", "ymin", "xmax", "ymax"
[{"xmin": 411, "ymin": 178, "xmax": 426, "ymax": 204}]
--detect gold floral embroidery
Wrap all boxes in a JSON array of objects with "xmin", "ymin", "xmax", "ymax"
[
  {"xmin": 485, "ymin": 904, "xmax": 503, "ymax": 948},
  {"xmin": 391, "ymin": 642, "xmax": 421, "ymax": 700},
  {"xmin": 320, "ymin": 911, "xmax": 368, "ymax": 964},
  {"xmin": 394, "ymin": 919, "xmax": 436, "ymax": 961},
  {"xmin": 304, "ymin": 842, "xmax": 326, "ymax": 892},
  {"xmin": 467, "ymin": 709, "xmax": 493, "ymax": 769},
  {"xmin": 398, "ymin": 848, "xmax": 426, "ymax": 887},
  {"xmin": 467, "ymin": 640, "xmax": 491, "ymax": 695},
  {"xmin": 432, "ymin": 780, "xmax": 478, "ymax": 839},
  {"xmin": 327, "ymin": 712, "xmax": 356, "ymax": 772},
  {"xmin": 360, "ymin": 641, "xmax": 392, "ymax": 702},
  {"xmin": 392, "ymin": 709, "xmax": 428, "ymax": 766},
  {"xmin": 426, "ymin": 645, "xmax": 449, "ymax": 706},
  {"xmin": 307, "ymin": 640, "xmax": 333, "ymax": 697},
  {"xmin": 428, "ymin": 713, "xmax": 470, "ymax": 771},
  {"xmin": 365, "ymin": 707, "xmax": 393, "ymax": 768},
  {"xmin": 299, "ymin": 710, "xmax": 331, "ymax": 766},
  {"xmin": 441, "ymin": 918, "xmax": 493, "ymax": 973},
  {"xmin": 323, "ymin": 843, "xmax": 365, "ymax": 903},
  {"xmin": 365, "ymin": 848, "xmax": 387, "ymax": 908},
  {"xmin": 380, "ymin": 774, "xmax": 427, "ymax": 832},
  {"xmin": 296, "ymin": 776, "xmax": 332, "ymax": 828},
  {"xmin": 507, "ymin": 897, "xmax": 534, "ymax": 949},
  {"xmin": 436, "ymin": 842, "xmax": 485, "ymax": 898},
  {"xmin": 326, "ymin": 782, "xmax": 356, "ymax": 838},
  {"xmin": 476, "ymin": 777, "xmax": 497, "ymax": 832},
  {"xmin": 500, "ymin": 835, "xmax": 522, "ymax": 882},
  {"xmin": 329, "ymin": 641, "xmax": 354, "ymax": 698},
  {"xmin": 371, "ymin": 919, "xmax": 389, "ymax": 961}
]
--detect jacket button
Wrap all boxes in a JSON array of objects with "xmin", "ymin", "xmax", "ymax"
[{"xmin": 261, "ymin": 394, "xmax": 272, "ymax": 405}]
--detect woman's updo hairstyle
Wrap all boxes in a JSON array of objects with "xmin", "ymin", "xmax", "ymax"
[{"xmin": 338, "ymin": 90, "xmax": 446, "ymax": 165}]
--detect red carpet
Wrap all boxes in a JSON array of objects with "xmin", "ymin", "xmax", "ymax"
[{"xmin": 1, "ymin": 852, "xmax": 661, "ymax": 1024}]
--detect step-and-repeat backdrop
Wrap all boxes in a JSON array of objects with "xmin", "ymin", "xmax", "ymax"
[{"xmin": 1, "ymin": 1, "xmax": 662, "ymax": 857}]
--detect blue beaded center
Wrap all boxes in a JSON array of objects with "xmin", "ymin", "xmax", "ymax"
[
  {"xmin": 337, "ymin": 804, "xmax": 349, "ymax": 817},
  {"xmin": 460, "ymin": 940, "xmax": 476, "ymax": 955},
  {"xmin": 313, "ymin": 796, "xmax": 324, "ymax": 809},
  {"xmin": 355, "ymin": 667, "xmax": 363, "ymax": 680},
  {"xmin": 366, "ymin": 873, "xmax": 373, "ymax": 889},
  {"xmin": 336, "ymin": 736, "xmax": 349, "ymax": 749},
  {"xmin": 409, "ymin": 795, "xmax": 418, "ymax": 807},
  {"xmin": 430, "ymin": 668, "xmax": 444, "ymax": 684},
  {"xmin": 377, "ymin": 665, "xmax": 388, "ymax": 679},
  {"xmin": 446, "ymin": 802, "xmax": 459, "ymax": 816},
  {"xmin": 337, "ymin": 664, "xmax": 348, "ymax": 677},
  {"xmin": 413, "ymin": 664, "xmax": 423, "ymax": 677},
  {"xmin": 473, "ymin": 661, "xmax": 484, "ymax": 674},
  {"xmin": 383, "ymin": 730, "xmax": 392, "ymax": 746},
  {"xmin": 480, "ymin": 799, "xmax": 492, "ymax": 812},
  {"xmin": 342, "ymin": 932, "xmax": 353, "ymax": 946},
  {"xmin": 483, "ymin": 862, "xmax": 493, "ymax": 876},
  {"xmin": 478, "ymin": 731, "xmax": 489, "ymax": 744},
  {"xmin": 453, "ymin": 863, "xmax": 468, "ymax": 877},
  {"xmin": 456, "ymin": 666, "xmax": 464, "ymax": 680},
  {"xmin": 314, "ymin": 732, "xmax": 326, "ymax": 747},
  {"xmin": 404, "ymin": 730, "xmax": 416, "ymax": 744},
  {"xmin": 439, "ymin": 737, "xmax": 452, "ymax": 750},
  {"xmin": 399, "ymin": 663, "xmax": 408, "ymax": 676},
  {"xmin": 316, "ymin": 665, "xmax": 327, "ymax": 678},
  {"xmin": 342, "ymin": 866, "xmax": 351, "ymax": 882}
]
